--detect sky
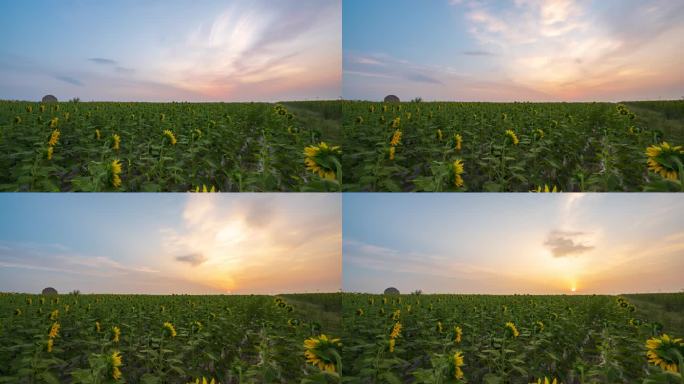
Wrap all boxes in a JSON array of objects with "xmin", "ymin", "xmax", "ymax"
[
  {"xmin": 0, "ymin": 0, "xmax": 341, "ymax": 102},
  {"xmin": 0, "ymin": 194, "xmax": 341, "ymax": 294},
  {"xmin": 343, "ymin": 193, "xmax": 684, "ymax": 295},
  {"xmin": 343, "ymin": 0, "xmax": 684, "ymax": 102}
]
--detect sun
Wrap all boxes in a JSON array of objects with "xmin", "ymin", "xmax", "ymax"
[{"xmin": 571, "ymin": 287, "xmax": 577, "ymax": 292}]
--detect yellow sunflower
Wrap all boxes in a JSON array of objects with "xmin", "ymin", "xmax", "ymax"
[
  {"xmin": 505, "ymin": 322, "xmax": 520, "ymax": 338},
  {"xmin": 534, "ymin": 378, "xmax": 558, "ymax": 384},
  {"xmin": 390, "ymin": 129, "xmax": 402, "ymax": 146},
  {"xmin": 163, "ymin": 321, "xmax": 177, "ymax": 337},
  {"xmin": 111, "ymin": 351, "xmax": 122, "ymax": 380},
  {"xmin": 455, "ymin": 134, "xmax": 462, "ymax": 151},
  {"xmin": 454, "ymin": 326, "xmax": 462, "ymax": 344},
  {"xmin": 111, "ymin": 160, "xmax": 122, "ymax": 189},
  {"xmin": 390, "ymin": 322, "xmax": 402, "ymax": 339},
  {"xmin": 646, "ymin": 334, "xmax": 684, "ymax": 372},
  {"xmin": 303, "ymin": 334, "xmax": 341, "ymax": 373},
  {"xmin": 646, "ymin": 142, "xmax": 684, "ymax": 180},
  {"xmin": 389, "ymin": 146, "xmax": 396, "ymax": 160},
  {"xmin": 48, "ymin": 322, "xmax": 60, "ymax": 339},
  {"xmin": 389, "ymin": 338, "xmax": 396, "ymax": 352},
  {"xmin": 112, "ymin": 326, "xmax": 121, "ymax": 342},
  {"xmin": 163, "ymin": 129, "xmax": 177, "ymax": 145},
  {"xmin": 505, "ymin": 129, "xmax": 519, "ymax": 145},
  {"xmin": 452, "ymin": 159, "xmax": 465, "ymax": 188},
  {"xmin": 451, "ymin": 351, "xmax": 465, "ymax": 379},
  {"xmin": 47, "ymin": 338, "xmax": 54, "ymax": 352},
  {"xmin": 48, "ymin": 129, "xmax": 60, "ymax": 146},
  {"xmin": 113, "ymin": 134, "xmax": 121, "ymax": 151},
  {"xmin": 304, "ymin": 142, "xmax": 341, "ymax": 180}
]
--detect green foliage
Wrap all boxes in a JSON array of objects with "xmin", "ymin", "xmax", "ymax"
[
  {"xmin": 341, "ymin": 293, "xmax": 684, "ymax": 383},
  {"xmin": 0, "ymin": 101, "xmax": 341, "ymax": 191},
  {"xmin": 342, "ymin": 101, "xmax": 683, "ymax": 191},
  {"xmin": 0, "ymin": 293, "xmax": 342, "ymax": 383}
]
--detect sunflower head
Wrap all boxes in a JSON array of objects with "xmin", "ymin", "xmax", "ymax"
[
  {"xmin": 455, "ymin": 133, "xmax": 463, "ymax": 151},
  {"xmin": 112, "ymin": 326, "xmax": 121, "ymax": 342},
  {"xmin": 454, "ymin": 326, "xmax": 463, "ymax": 343},
  {"xmin": 111, "ymin": 160, "xmax": 123, "ymax": 189},
  {"xmin": 646, "ymin": 142, "xmax": 684, "ymax": 181},
  {"xmin": 390, "ymin": 322, "xmax": 402, "ymax": 339},
  {"xmin": 163, "ymin": 321, "xmax": 177, "ymax": 338},
  {"xmin": 303, "ymin": 334, "xmax": 341, "ymax": 373},
  {"xmin": 505, "ymin": 129, "xmax": 519, "ymax": 145},
  {"xmin": 390, "ymin": 129, "xmax": 402, "ymax": 146},
  {"xmin": 355, "ymin": 116, "xmax": 364, "ymax": 124},
  {"xmin": 646, "ymin": 334, "xmax": 684, "ymax": 372},
  {"xmin": 451, "ymin": 159, "xmax": 465, "ymax": 188},
  {"xmin": 48, "ymin": 129, "xmax": 60, "ymax": 146},
  {"xmin": 304, "ymin": 142, "xmax": 341, "ymax": 180},
  {"xmin": 535, "ymin": 378, "xmax": 558, "ymax": 384},
  {"xmin": 505, "ymin": 322, "xmax": 520, "ymax": 338},
  {"xmin": 163, "ymin": 129, "xmax": 177, "ymax": 145},
  {"xmin": 48, "ymin": 322, "xmax": 60, "ymax": 339},
  {"xmin": 449, "ymin": 351, "xmax": 465, "ymax": 379},
  {"xmin": 110, "ymin": 351, "xmax": 123, "ymax": 380}
]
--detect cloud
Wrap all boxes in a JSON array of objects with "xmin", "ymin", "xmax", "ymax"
[
  {"xmin": 544, "ymin": 230, "xmax": 594, "ymax": 257},
  {"xmin": 406, "ymin": 72, "xmax": 443, "ymax": 85},
  {"xmin": 54, "ymin": 75, "xmax": 83, "ymax": 86},
  {"xmin": 88, "ymin": 58, "xmax": 118, "ymax": 65},
  {"xmin": 462, "ymin": 50, "xmax": 495, "ymax": 56},
  {"xmin": 175, "ymin": 253, "xmax": 207, "ymax": 266}
]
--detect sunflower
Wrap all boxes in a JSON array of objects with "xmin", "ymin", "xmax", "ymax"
[
  {"xmin": 112, "ymin": 134, "xmax": 121, "ymax": 151},
  {"xmin": 646, "ymin": 142, "xmax": 684, "ymax": 180},
  {"xmin": 390, "ymin": 322, "xmax": 402, "ymax": 339},
  {"xmin": 111, "ymin": 160, "xmax": 122, "ymax": 188},
  {"xmin": 532, "ymin": 184, "xmax": 559, "ymax": 192},
  {"xmin": 48, "ymin": 129, "xmax": 60, "ymax": 146},
  {"xmin": 355, "ymin": 116, "xmax": 364, "ymax": 124},
  {"xmin": 303, "ymin": 334, "xmax": 341, "ymax": 373},
  {"xmin": 111, "ymin": 351, "xmax": 123, "ymax": 380},
  {"xmin": 536, "ymin": 128, "xmax": 545, "ymax": 139},
  {"xmin": 535, "ymin": 378, "xmax": 558, "ymax": 384},
  {"xmin": 304, "ymin": 142, "xmax": 341, "ymax": 180},
  {"xmin": 505, "ymin": 129, "xmax": 519, "ymax": 145},
  {"xmin": 47, "ymin": 338, "xmax": 54, "ymax": 352},
  {"xmin": 356, "ymin": 308, "xmax": 364, "ymax": 316},
  {"xmin": 390, "ymin": 129, "xmax": 402, "ymax": 146},
  {"xmin": 646, "ymin": 334, "xmax": 684, "ymax": 372},
  {"xmin": 49, "ymin": 117, "xmax": 59, "ymax": 128},
  {"xmin": 451, "ymin": 351, "xmax": 465, "ymax": 379},
  {"xmin": 437, "ymin": 129, "xmax": 443, "ymax": 141},
  {"xmin": 188, "ymin": 378, "xmax": 216, "ymax": 384},
  {"xmin": 95, "ymin": 129, "xmax": 101, "ymax": 140},
  {"xmin": 535, "ymin": 321, "xmax": 544, "ymax": 333},
  {"xmin": 48, "ymin": 322, "xmax": 60, "ymax": 339},
  {"xmin": 391, "ymin": 117, "xmax": 401, "ymax": 128},
  {"xmin": 452, "ymin": 159, "xmax": 465, "ymax": 188},
  {"xmin": 389, "ymin": 337, "xmax": 396, "ymax": 352},
  {"xmin": 163, "ymin": 129, "xmax": 177, "ymax": 145},
  {"xmin": 47, "ymin": 146, "xmax": 54, "ymax": 160},
  {"xmin": 505, "ymin": 322, "xmax": 519, "ymax": 338},
  {"xmin": 454, "ymin": 326, "xmax": 462, "ymax": 343},
  {"xmin": 437, "ymin": 321, "xmax": 443, "ymax": 333},
  {"xmin": 50, "ymin": 309, "xmax": 59, "ymax": 320},
  {"xmin": 163, "ymin": 321, "xmax": 177, "ymax": 337},
  {"xmin": 112, "ymin": 326, "xmax": 121, "ymax": 342},
  {"xmin": 96, "ymin": 321, "xmax": 101, "ymax": 333},
  {"xmin": 389, "ymin": 146, "xmax": 396, "ymax": 160},
  {"xmin": 455, "ymin": 134, "xmax": 462, "ymax": 151}
]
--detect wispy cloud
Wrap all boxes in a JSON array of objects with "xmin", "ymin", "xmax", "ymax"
[
  {"xmin": 175, "ymin": 253, "xmax": 207, "ymax": 266},
  {"xmin": 54, "ymin": 75, "xmax": 83, "ymax": 86},
  {"xmin": 88, "ymin": 58, "xmax": 118, "ymax": 65}
]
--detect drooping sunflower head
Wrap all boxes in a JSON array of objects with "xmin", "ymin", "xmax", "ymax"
[
  {"xmin": 535, "ymin": 377, "xmax": 558, "ymax": 384},
  {"xmin": 455, "ymin": 133, "xmax": 463, "ymax": 151},
  {"xmin": 356, "ymin": 308, "xmax": 364, "ymax": 316},
  {"xmin": 437, "ymin": 129, "xmax": 443, "ymax": 141},
  {"xmin": 112, "ymin": 326, "xmax": 121, "ymax": 342},
  {"xmin": 47, "ymin": 338, "xmax": 54, "ymax": 352},
  {"xmin": 390, "ymin": 322, "xmax": 402, "ymax": 339},
  {"xmin": 505, "ymin": 321, "xmax": 520, "ymax": 338},
  {"xmin": 163, "ymin": 321, "xmax": 177, "ymax": 338},
  {"xmin": 645, "ymin": 142, "xmax": 684, "ymax": 181},
  {"xmin": 163, "ymin": 129, "xmax": 177, "ymax": 145},
  {"xmin": 535, "ymin": 320, "xmax": 545, "ymax": 333},
  {"xmin": 454, "ymin": 326, "xmax": 463, "ymax": 343},
  {"xmin": 48, "ymin": 322, "xmax": 60, "ymax": 339},
  {"xmin": 48, "ymin": 129, "xmax": 60, "ymax": 146},
  {"xmin": 304, "ymin": 142, "xmax": 341, "ymax": 180},
  {"xmin": 355, "ymin": 116, "xmax": 364, "ymax": 124},
  {"xmin": 303, "ymin": 334, "xmax": 341, "ymax": 373},
  {"xmin": 645, "ymin": 334, "xmax": 684, "ymax": 372},
  {"xmin": 449, "ymin": 351, "xmax": 465, "ymax": 379},
  {"xmin": 112, "ymin": 134, "xmax": 121, "ymax": 151},
  {"xmin": 390, "ymin": 129, "xmax": 402, "ymax": 146},
  {"xmin": 111, "ymin": 160, "xmax": 122, "ymax": 189},
  {"xmin": 110, "ymin": 350, "xmax": 123, "ymax": 380},
  {"xmin": 452, "ymin": 159, "xmax": 465, "ymax": 188},
  {"xmin": 505, "ymin": 129, "xmax": 519, "ymax": 145},
  {"xmin": 389, "ymin": 337, "xmax": 396, "ymax": 352}
]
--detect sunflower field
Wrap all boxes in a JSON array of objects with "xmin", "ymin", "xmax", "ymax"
[
  {"xmin": 342, "ymin": 101, "xmax": 684, "ymax": 192},
  {"xmin": 341, "ymin": 293, "xmax": 684, "ymax": 383},
  {"xmin": 0, "ymin": 101, "xmax": 342, "ymax": 191},
  {"xmin": 0, "ymin": 293, "xmax": 342, "ymax": 383}
]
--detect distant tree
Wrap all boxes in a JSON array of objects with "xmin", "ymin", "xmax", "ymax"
[
  {"xmin": 411, "ymin": 97, "xmax": 423, "ymax": 103},
  {"xmin": 411, "ymin": 290, "xmax": 423, "ymax": 295},
  {"xmin": 70, "ymin": 290, "xmax": 80, "ymax": 296}
]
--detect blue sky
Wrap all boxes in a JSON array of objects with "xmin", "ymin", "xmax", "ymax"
[
  {"xmin": 0, "ymin": 0, "xmax": 341, "ymax": 101},
  {"xmin": 343, "ymin": 193, "xmax": 684, "ymax": 294},
  {"xmin": 343, "ymin": 0, "xmax": 684, "ymax": 101},
  {"xmin": 0, "ymin": 194, "xmax": 341, "ymax": 294}
]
